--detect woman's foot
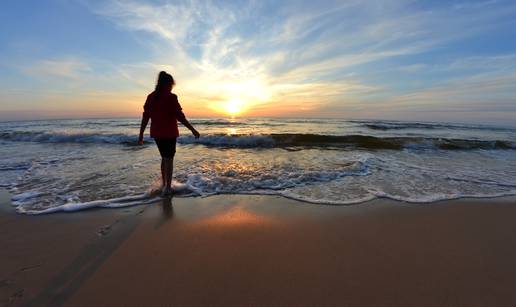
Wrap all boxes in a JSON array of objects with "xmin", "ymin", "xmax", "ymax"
[
  {"xmin": 160, "ymin": 186, "xmax": 168, "ymax": 197},
  {"xmin": 167, "ymin": 187, "xmax": 174, "ymax": 196},
  {"xmin": 160, "ymin": 187, "xmax": 173, "ymax": 197}
]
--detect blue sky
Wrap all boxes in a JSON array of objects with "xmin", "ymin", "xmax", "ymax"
[{"xmin": 1, "ymin": 0, "xmax": 515, "ymax": 125}]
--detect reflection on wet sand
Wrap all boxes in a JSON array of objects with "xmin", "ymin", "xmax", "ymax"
[
  {"xmin": 191, "ymin": 205, "xmax": 276, "ymax": 228},
  {"xmin": 161, "ymin": 197, "xmax": 174, "ymax": 219},
  {"xmin": 154, "ymin": 197, "xmax": 174, "ymax": 229}
]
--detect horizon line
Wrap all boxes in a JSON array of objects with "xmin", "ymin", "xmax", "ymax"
[{"xmin": 1, "ymin": 116, "xmax": 515, "ymax": 129}]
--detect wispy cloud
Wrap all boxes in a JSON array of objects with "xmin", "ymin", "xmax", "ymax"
[
  {"xmin": 393, "ymin": 76, "xmax": 516, "ymax": 107},
  {"xmin": 22, "ymin": 57, "xmax": 91, "ymax": 79},
  {"xmin": 453, "ymin": 0, "xmax": 499, "ymax": 10}
]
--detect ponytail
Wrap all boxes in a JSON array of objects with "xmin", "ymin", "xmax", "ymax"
[{"xmin": 155, "ymin": 71, "xmax": 175, "ymax": 92}]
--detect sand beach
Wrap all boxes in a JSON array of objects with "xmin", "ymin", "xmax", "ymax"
[{"xmin": 2, "ymin": 189, "xmax": 516, "ymax": 306}]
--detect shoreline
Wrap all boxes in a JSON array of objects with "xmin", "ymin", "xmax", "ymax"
[
  {"xmin": 1, "ymin": 189, "xmax": 516, "ymax": 306},
  {"xmin": 7, "ymin": 185, "xmax": 516, "ymax": 215}
]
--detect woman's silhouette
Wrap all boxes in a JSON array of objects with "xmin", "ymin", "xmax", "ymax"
[{"xmin": 138, "ymin": 71, "xmax": 200, "ymax": 197}]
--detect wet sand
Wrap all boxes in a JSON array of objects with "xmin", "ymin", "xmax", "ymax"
[
  {"xmin": 1, "ymin": 189, "xmax": 516, "ymax": 306},
  {"xmin": 0, "ymin": 188, "xmax": 146, "ymax": 307}
]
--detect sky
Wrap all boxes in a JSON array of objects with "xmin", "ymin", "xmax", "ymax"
[{"xmin": 1, "ymin": 0, "xmax": 516, "ymax": 125}]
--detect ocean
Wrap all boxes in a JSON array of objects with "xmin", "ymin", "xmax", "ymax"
[{"xmin": 1, "ymin": 117, "xmax": 515, "ymax": 214}]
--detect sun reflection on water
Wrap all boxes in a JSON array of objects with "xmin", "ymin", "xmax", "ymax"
[{"xmin": 226, "ymin": 127, "xmax": 238, "ymax": 135}]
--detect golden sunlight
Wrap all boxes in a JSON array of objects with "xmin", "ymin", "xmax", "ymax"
[
  {"xmin": 192, "ymin": 207, "xmax": 276, "ymax": 227},
  {"xmin": 206, "ymin": 77, "xmax": 272, "ymax": 116},
  {"xmin": 223, "ymin": 98, "xmax": 244, "ymax": 116}
]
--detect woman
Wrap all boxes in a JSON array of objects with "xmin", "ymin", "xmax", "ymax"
[{"xmin": 138, "ymin": 71, "xmax": 200, "ymax": 196}]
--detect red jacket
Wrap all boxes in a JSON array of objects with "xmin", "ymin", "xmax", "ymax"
[{"xmin": 143, "ymin": 91, "xmax": 186, "ymax": 139}]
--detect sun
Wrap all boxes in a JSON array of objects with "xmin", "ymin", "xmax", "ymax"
[
  {"xmin": 207, "ymin": 77, "xmax": 272, "ymax": 116},
  {"xmin": 223, "ymin": 98, "xmax": 244, "ymax": 116}
]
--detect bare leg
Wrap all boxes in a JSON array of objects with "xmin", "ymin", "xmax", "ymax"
[
  {"xmin": 160, "ymin": 158, "xmax": 166, "ymax": 190},
  {"xmin": 165, "ymin": 157, "xmax": 174, "ymax": 190}
]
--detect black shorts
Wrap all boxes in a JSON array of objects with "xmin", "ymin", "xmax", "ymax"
[{"xmin": 154, "ymin": 138, "xmax": 177, "ymax": 158}]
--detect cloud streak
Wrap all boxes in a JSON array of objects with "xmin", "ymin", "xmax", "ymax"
[{"xmin": 22, "ymin": 57, "xmax": 91, "ymax": 79}]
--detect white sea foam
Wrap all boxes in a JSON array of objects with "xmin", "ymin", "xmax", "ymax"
[
  {"xmin": 367, "ymin": 189, "xmax": 516, "ymax": 204},
  {"xmin": 10, "ymin": 147, "xmax": 516, "ymax": 214},
  {"xmin": 15, "ymin": 193, "xmax": 161, "ymax": 215},
  {"xmin": 11, "ymin": 191, "xmax": 43, "ymax": 204},
  {"xmin": 11, "ymin": 180, "xmax": 193, "ymax": 215}
]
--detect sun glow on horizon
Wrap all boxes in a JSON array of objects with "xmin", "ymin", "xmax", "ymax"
[
  {"xmin": 223, "ymin": 98, "xmax": 244, "ymax": 116},
  {"xmin": 207, "ymin": 77, "xmax": 271, "ymax": 117}
]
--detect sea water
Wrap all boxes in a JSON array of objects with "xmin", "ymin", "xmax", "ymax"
[{"xmin": 1, "ymin": 118, "xmax": 515, "ymax": 214}]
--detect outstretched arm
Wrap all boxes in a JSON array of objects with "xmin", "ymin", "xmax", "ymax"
[
  {"xmin": 174, "ymin": 97, "xmax": 199, "ymax": 138},
  {"xmin": 138, "ymin": 96, "xmax": 152, "ymax": 145},
  {"xmin": 179, "ymin": 116, "xmax": 200, "ymax": 139}
]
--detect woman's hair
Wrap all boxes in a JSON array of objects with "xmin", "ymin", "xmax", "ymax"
[{"xmin": 155, "ymin": 71, "xmax": 175, "ymax": 92}]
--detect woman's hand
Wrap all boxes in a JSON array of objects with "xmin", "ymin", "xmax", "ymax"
[
  {"xmin": 192, "ymin": 129, "xmax": 200, "ymax": 139},
  {"xmin": 138, "ymin": 115, "xmax": 149, "ymax": 145}
]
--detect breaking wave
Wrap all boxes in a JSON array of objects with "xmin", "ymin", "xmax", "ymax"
[
  {"xmin": 1, "ymin": 131, "xmax": 514, "ymax": 150},
  {"xmin": 0, "ymin": 131, "xmax": 136, "ymax": 144},
  {"xmin": 354, "ymin": 120, "xmax": 515, "ymax": 132},
  {"xmin": 180, "ymin": 134, "xmax": 515, "ymax": 150}
]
